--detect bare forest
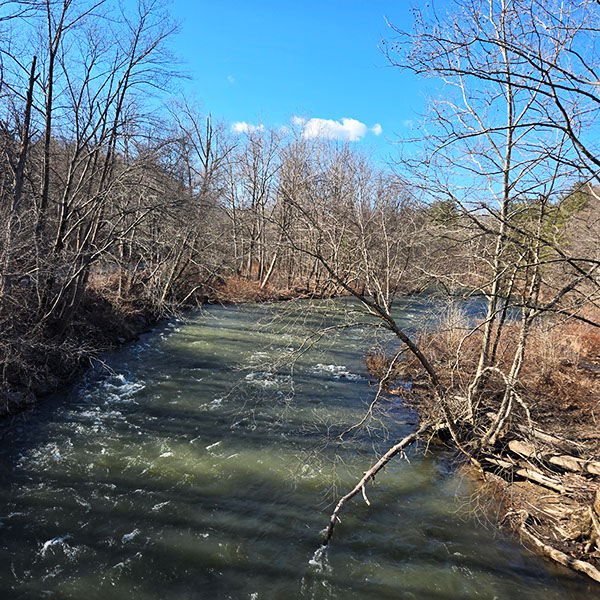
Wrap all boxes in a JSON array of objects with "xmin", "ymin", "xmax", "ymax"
[
  {"xmin": 0, "ymin": 0, "xmax": 426, "ymax": 405},
  {"xmin": 2, "ymin": 0, "xmax": 600, "ymax": 585}
]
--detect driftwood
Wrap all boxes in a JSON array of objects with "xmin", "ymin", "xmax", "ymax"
[
  {"xmin": 549, "ymin": 455, "xmax": 600, "ymax": 476},
  {"xmin": 514, "ymin": 423, "xmax": 582, "ymax": 455},
  {"xmin": 484, "ymin": 456, "xmax": 516, "ymax": 470},
  {"xmin": 514, "ymin": 467, "xmax": 566, "ymax": 493},
  {"xmin": 322, "ymin": 422, "xmax": 439, "ymax": 546},
  {"xmin": 520, "ymin": 526, "xmax": 600, "ymax": 583},
  {"xmin": 507, "ymin": 438, "xmax": 600, "ymax": 477},
  {"xmin": 320, "ymin": 410, "xmax": 600, "ymax": 585},
  {"xmin": 508, "ymin": 439, "xmax": 538, "ymax": 458},
  {"xmin": 483, "ymin": 451, "xmax": 566, "ymax": 493},
  {"xmin": 482, "ymin": 430, "xmax": 600, "ymax": 584}
]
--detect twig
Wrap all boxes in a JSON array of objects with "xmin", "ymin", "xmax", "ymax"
[{"xmin": 520, "ymin": 525, "xmax": 600, "ymax": 583}]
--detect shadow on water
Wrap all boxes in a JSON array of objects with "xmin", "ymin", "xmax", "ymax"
[{"xmin": 0, "ymin": 301, "xmax": 595, "ymax": 599}]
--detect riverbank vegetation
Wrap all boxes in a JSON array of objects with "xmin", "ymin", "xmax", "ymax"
[
  {"xmin": 1, "ymin": 0, "xmax": 600, "ymax": 584},
  {"xmin": 319, "ymin": 0, "xmax": 600, "ymax": 583},
  {"xmin": 0, "ymin": 0, "xmax": 413, "ymax": 407}
]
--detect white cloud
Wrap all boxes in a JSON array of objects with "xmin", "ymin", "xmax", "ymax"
[
  {"xmin": 292, "ymin": 117, "xmax": 382, "ymax": 142},
  {"xmin": 231, "ymin": 122, "xmax": 265, "ymax": 134},
  {"xmin": 227, "ymin": 75, "xmax": 235, "ymax": 84},
  {"xmin": 231, "ymin": 117, "xmax": 382, "ymax": 141}
]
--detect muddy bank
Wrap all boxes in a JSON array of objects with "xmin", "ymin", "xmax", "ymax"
[{"xmin": 0, "ymin": 289, "xmax": 159, "ymax": 418}]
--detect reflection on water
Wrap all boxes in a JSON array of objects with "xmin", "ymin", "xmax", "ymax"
[{"xmin": 0, "ymin": 298, "xmax": 593, "ymax": 598}]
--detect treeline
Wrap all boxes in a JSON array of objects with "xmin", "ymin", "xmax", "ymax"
[
  {"xmin": 0, "ymin": 0, "xmax": 435, "ymax": 406},
  {"xmin": 0, "ymin": 0, "xmax": 599, "ymax": 428}
]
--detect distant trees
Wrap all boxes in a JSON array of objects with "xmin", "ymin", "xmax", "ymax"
[
  {"xmin": 0, "ymin": 0, "xmax": 434, "ymax": 400},
  {"xmin": 0, "ymin": 0, "xmax": 596, "ymax": 445}
]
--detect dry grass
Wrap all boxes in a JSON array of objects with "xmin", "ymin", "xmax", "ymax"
[
  {"xmin": 365, "ymin": 349, "xmax": 394, "ymax": 383},
  {"xmin": 520, "ymin": 320, "xmax": 600, "ymax": 441},
  {"xmin": 212, "ymin": 275, "xmax": 303, "ymax": 304},
  {"xmin": 365, "ymin": 307, "xmax": 600, "ymax": 449},
  {"xmin": 213, "ymin": 276, "xmax": 272, "ymax": 303}
]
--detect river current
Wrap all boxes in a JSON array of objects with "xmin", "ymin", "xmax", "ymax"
[{"xmin": 0, "ymin": 299, "xmax": 593, "ymax": 598}]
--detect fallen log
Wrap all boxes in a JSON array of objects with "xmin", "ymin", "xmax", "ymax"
[
  {"xmin": 520, "ymin": 526, "xmax": 600, "ymax": 583},
  {"xmin": 482, "ymin": 453, "xmax": 567, "ymax": 493},
  {"xmin": 514, "ymin": 423, "xmax": 582, "ymax": 455},
  {"xmin": 508, "ymin": 439, "xmax": 538, "ymax": 459},
  {"xmin": 514, "ymin": 467, "xmax": 566, "ymax": 493},
  {"xmin": 549, "ymin": 455, "xmax": 600, "ymax": 476},
  {"xmin": 507, "ymin": 439, "xmax": 600, "ymax": 477}
]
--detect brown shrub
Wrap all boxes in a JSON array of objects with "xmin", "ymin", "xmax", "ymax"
[
  {"xmin": 365, "ymin": 349, "xmax": 394, "ymax": 383},
  {"xmin": 365, "ymin": 308, "xmax": 600, "ymax": 440},
  {"xmin": 212, "ymin": 275, "xmax": 298, "ymax": 304},
  {"xmin": 213, "ymin": 276, "xmax": 271, "ymax": 303}
]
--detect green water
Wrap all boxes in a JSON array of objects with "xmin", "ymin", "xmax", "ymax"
[{"xmin": 0, "ymin": 299, "xmax": 594, "ymax": 599}]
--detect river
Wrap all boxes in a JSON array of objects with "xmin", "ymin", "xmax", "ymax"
[{"xmin": 0, "ymin": 298, "xmax": 593, "ymax": 598}]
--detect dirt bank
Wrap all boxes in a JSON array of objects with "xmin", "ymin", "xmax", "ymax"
[
  {"xmin": 479, "ymin": 381, "xmax": 600, "ymax": 583},
  {"xmin": 365, "ymin": 319, "xmax": 600, "ymax": 584}
]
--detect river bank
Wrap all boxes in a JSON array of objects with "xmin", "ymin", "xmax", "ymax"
[
  {"xmin": 4, "ymin": 286, "xmax": 599, "ymax": 589},
  {"xmin": 367, "ymin": 317, "xmax": 600, "ymax": 585},
  {"xmin": 0, "ymin": 299, "xmax": 591, "ymax": 598},
  {"xmin": 470, "ymin": 332, "xmax": 600, "ymax": 585},
  {"xmin": 0, "ymin": 274, "xmax": 321, "ymax": 420}
]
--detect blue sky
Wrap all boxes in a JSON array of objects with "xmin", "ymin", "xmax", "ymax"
[{"xmin": 167, "ymin": 0, "xmax": 425, "ymax": 160}]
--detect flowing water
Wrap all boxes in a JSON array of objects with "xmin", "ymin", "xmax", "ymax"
[{"xmin": 0, "ymin": 298, "xmax": 594, "ymax": 599}]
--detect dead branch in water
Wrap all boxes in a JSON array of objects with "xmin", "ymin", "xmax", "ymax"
[{"xmin": 322, "ymin": 421, "xmax": 442, "ymax": 546}]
